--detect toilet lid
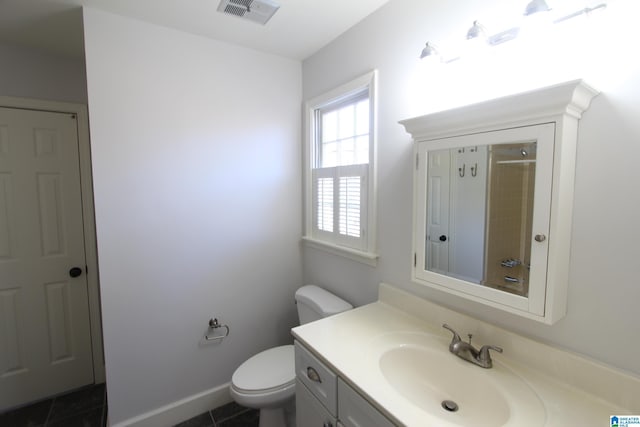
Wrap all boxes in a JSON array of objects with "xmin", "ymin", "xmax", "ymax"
[{"xmin": 232, "ymin": 345, "xmax": 295, "ymax": 393}]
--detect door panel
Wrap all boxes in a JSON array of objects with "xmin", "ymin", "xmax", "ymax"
[
  {"xmin": 0, "ymin": 173, "xmax": 13, "ymax": 258},
  {"xmin": 0, "ymin": 107, "xmax": 93, "ymax": 411},
  {"xmin": 44, "ymin": 281, "xmax": 74, "ymax": 363},
  {"xmin": 0, "ymin": 287, "xmax": 24, "ymax": 376}
]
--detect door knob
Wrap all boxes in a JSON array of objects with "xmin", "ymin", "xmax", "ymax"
[
  {"xmin": 439, "ymin": 235, "xmax": 447, "ymax": 242},
  {"xmin": 69, "ymin": 267, "xmax": 83, "ymax": 278}
]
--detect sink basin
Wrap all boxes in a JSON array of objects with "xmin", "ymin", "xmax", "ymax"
[{"xmin": 371, "ymin": 333, "xmax": 546, "ymax": 427}]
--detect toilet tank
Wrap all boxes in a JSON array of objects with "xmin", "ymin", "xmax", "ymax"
[{"xmin": 295, "ymin": 285, "xmax": 353, "ymax": 325}]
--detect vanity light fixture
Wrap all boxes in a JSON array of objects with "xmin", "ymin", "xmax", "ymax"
[
  {"xmin": 466, "ymin": 21, "xmax": 487, "ymax": 41},
  {"xmin": 524, "ymin": 0, "xmax": 551, "ymax": 16},
  {"xmin": 419, "ymin": 0, "xmax": 606, "ymax": 60},
  {"xmin": 420, "ymin": 42, "xmax": 440, "ymax": 60}
]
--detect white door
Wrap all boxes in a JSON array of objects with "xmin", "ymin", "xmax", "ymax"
[
  {"xmin": 0, "ymin": 107, "xmax": 93, "ymax": 411},
  {"xmin": 449, "ymin": 146, "xmax": 487, "ymax": 283},
  {"xmin": 426, "ymin": 148, "xmax": 450, "ymax": 273}
]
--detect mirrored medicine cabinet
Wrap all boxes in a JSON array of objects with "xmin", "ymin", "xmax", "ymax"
[{"xmin": 400, "ymin": 80, "xmax": 598, "ymax": 324}]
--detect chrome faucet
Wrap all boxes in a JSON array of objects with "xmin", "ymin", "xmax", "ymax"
[{"xmin": 442, "ymin": 324, "xmax": 503, "ymax": 368}]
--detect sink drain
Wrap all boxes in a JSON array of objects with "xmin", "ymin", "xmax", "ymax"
[{"xmin": 441, "ymin": 400, "xmax": 459, "ymax": 412}]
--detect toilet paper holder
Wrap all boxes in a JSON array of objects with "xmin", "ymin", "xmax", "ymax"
[{"xmin": 204, "ymin": 318, "xmax": 230, "ymax": 342}]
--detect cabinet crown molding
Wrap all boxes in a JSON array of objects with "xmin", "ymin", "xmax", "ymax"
[{"xmin": 400, "ymin": 80, "xmax": 599, "ymax": 141}]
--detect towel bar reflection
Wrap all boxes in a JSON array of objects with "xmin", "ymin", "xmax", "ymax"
[{"xmin": 205, "ymin": 318, "xmax": 230, "ymax": 342}]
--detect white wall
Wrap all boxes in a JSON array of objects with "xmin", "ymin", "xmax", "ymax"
[
  {"xmin": 0, "ymin": 42, "xmax": 87, "ymax": 104},
  {"xmin": 302, "ymin": 0, "xmax": 640, "ymax": 376},
  {"xmin": 83, "ymin": 8, "xmax": 302, "ymax": 425}
]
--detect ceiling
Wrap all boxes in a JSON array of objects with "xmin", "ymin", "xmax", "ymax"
[{"xmin": 0, "ymin": 0, "xmax": 392, "ymax": 60}]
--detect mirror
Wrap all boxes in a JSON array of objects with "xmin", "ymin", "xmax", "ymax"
[
  {"xmin": 400, "ymin": 80, "xmax": 598, "ymax": 324},
  {"xmin": 426, "ymin": 142, "xmax": 537, "ymax": 297},
  {"xmin": 415, "ymin": 123, "xmax": 554, "ymax": 317}
]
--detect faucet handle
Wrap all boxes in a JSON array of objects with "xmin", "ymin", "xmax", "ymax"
[
  {"xmin": 478, "ymin": 345, "xmax": 503, "ymax": 367},
  {"xmin": 442, "ymin": 324, "xmax": 461, "ymax": 341},
  {"xmin": 442, "ymin": 324, "xmax": 461, "ymax": 348}
]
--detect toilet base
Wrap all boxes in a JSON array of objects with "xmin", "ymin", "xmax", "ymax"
[{"xmin": 259, "ymin": 399, "xmax": 295, "ymax": 427}]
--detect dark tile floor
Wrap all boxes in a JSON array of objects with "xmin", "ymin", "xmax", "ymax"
[
  {"xmin": 173, "ymin": 402, "xmax": 259, "ymax": 427},
  {"xmin": 0, "ymin": 385, "xmax": 257, "ymax": 427},
  {"xmin": 0, "ymin": 383, "xmax": 107, "ymax": 427}
]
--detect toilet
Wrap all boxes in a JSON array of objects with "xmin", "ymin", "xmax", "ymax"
[{"xmin": 230, "ymin": 285, "xmax": 353, "ymax": 427}]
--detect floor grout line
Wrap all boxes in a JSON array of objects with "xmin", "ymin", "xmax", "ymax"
[{"xmin": 43, "ymin": 397, "xmax": 55, "ymax": 426}]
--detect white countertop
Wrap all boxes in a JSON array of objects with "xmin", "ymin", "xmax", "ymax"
[{"xmin": 291, "ymin": 283, "xmax": 639, "ymax": 427}]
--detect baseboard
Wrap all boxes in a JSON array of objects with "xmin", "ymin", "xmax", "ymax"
[{"xmin": 109, "ymin": 382, "xmax": 233, "ymax": 427}]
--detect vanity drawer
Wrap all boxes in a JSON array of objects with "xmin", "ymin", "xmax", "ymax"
[
  {"xmin": 295, "ymin": 340, "xmax": 338, "ymax": 416},
  {"xmin": 296, "ymin": 379, "xmax": 337, "ymax": 427},
  {"xmin": 338, "ymin": 378, "xmax": 395, "ymax": 427}
]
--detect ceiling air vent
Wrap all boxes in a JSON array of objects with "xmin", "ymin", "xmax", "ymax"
[{"xmin": 217, "ymin": 0, "xmax": 280, "ymax": 25}]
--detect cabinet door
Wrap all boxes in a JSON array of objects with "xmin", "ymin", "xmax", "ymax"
[
  {"xmin": 338, "ymin": 379, "xmax": 395, "ymax": 427},
  {"xmin": 296, "ymin": 379, "xmax": 338, "ymax": 427},
  {"xmin": 414, "ymin": 123, "xmax": 555, "ymax": 319}
]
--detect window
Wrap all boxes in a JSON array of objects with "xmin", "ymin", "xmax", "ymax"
[{"xmin": 303, "ymin": 71, "xmax": 377, "ymax": 263}]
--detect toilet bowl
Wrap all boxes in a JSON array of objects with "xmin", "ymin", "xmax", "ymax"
[
  {"xmin": 230, "ymin": 345, "xmax": 295, "ymax": 407},
  {"xmin": 229, "ymin": 285, "xmax": 352, "ymax": 427}
]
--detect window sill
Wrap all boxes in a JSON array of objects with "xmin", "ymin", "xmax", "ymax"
[{"xmin": 302, "ymin": 236, "xmax": 378, "ymax": 267}]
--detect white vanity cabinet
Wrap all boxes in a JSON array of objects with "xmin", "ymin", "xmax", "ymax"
[
  {"xmin": 295, "ymin": 341, "xmax": 395, "ymax": 427},
  {"xmin": 337, "ymin": 378, "xmax": 395, "ymax": 427}
]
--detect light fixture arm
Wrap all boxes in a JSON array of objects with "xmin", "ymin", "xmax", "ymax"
[{"xmin": 553, "ymin": 3, "xmax": 606, "ymax": 24}]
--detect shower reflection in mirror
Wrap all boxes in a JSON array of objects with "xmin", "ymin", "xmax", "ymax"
[{"xmin": 426, "ymin": 142, "xmax": 537, "ymax": 297}]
